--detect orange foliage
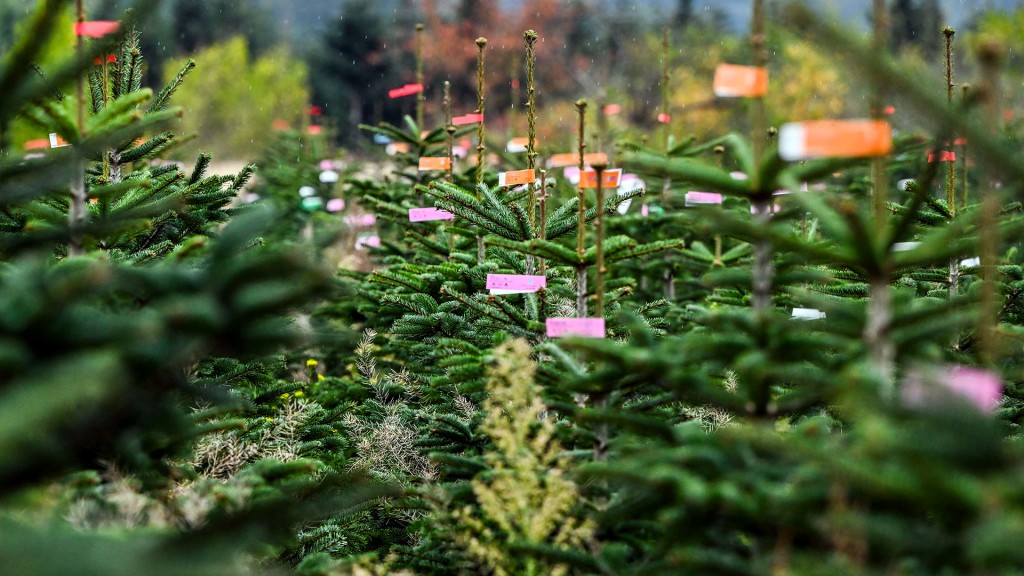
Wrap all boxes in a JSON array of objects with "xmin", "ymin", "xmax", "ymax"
[{"xmin": 416, "ymin": 0, "xmax": 601, "ymax": 134}]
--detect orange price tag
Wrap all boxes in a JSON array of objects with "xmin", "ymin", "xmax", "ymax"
[
  {"xmin": 548, "ymin": 152, "xmax": 608, "ymax": 168},
  {"xmin": 779, "ymin": 120, "xmax": 892, "ymax": 161},
  {"xmin": 386, "ymin": 142, "xmax": 411, "ymax": 156},
  {"xmin": 24, "ymin": 138, "xmax": 49, "ymax": 151},
  {"xmin": 418, "ymin": 157, "xmax": 451, "ymax": 171},
  {"xmin": 507, "ymin": 137, "xmax": 529, "ymax": 152},
  {"xmin": 713, "ymin": 64, "xmax": 768, "ymax": 97},
  {"xmin": 579, "ymin": 168, "xmax": 622, "ymax": 189},
  {"xmin": 498, "ymin": 168, "xmax": 535, "ymax": 187}
]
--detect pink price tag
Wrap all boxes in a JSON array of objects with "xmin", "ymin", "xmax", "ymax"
[
  {"xmin": 452, "ymin": 113, "xmax": 484, "ymax": 126},
  {"xmin": 685, "ymin": 191, "xmax": 723, "ymax": 206},
  {"xmin": 928, "ymin": 150, "xmax": 956, "ymax": 163},
  {"xmin": 74, "ymin": 21, "xmax": 119, "ymax": 37},
  {"xmin": 355, "ymin": 234, "xmax": 381, "ymax": 250},
  {"xmin": 409, "ymin": 207, "xmax": 454, "ymax": 222},
  {"xmin": 344, "ymin": 214, "xmax": 377, "ymax": 227},
  {"xmin": 546, "ymin": 318, "xmax": 606, "ymax": 338},
  {"xmin": 943, "ymin": 366, "xmax": 1003, "ymax": 412},
  {"xmin": 388, "ymin": 83, "xmax": 424, "ymax": 98},
  {"xmin": 486, "ymin": 274, "xmax": 546, "ymax": 293},
  {"xmin": 902, "ymin": 365, "xmax": 1002, "ymax": 414}
]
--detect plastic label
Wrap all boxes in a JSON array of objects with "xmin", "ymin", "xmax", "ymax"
[
  {"xmin": 74, "ymin": 21, "xmax": 119, "ymax": 37},
  {"xmin": 546, "ymin": 317, "xmax": 606, "ymax": 338},
  {"xmin": 498, "ymin": 169, "xmax": 536, "ymax": 187},
  {"xmin": 713, "ymin": 64, "xmax": 769, "ymax": 97},
  {"xmin": 779, "ymin": 120, "xmax": 892, "ymax": 161},
  {"xmin": 685, "ymin": 191, "xmax": 723, "ymax": 206},
  {"xmin": 418, "ymin": 157, "xmax": 451, "ymax": 171},
  {"xmin": 409, "ymin": 208, "xmax": 454, "ymax": 222},
  {"xmin": 579, "ymin": 168, "xmax": 622, "ymax": 189},
  {"xmin": 486, "ymin": 274, "xmax": 546, "ymax": 293}
]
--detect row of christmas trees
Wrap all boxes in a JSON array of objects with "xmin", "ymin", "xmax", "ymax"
[{"xmin": 3, "ymin": 0, "xmax": 1024, "ymax": 574}]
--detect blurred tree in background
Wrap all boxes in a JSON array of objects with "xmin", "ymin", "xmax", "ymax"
[
  {"xmin": 164, "ymin": 37, "xmax": 309, "ymax": 159},
  {"xmin": 310, "ymin": 0, "xmax": 403, "ymax": 145}
]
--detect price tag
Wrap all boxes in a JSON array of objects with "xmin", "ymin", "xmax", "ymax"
[
  {"xmin": 418, "ymin": 157, "xmax": 451, "ymax": 171},
  {"xmin": 452, "ymin": 113, "xmax": 484, "ymax": 126},
  {"xmin": 506, "ymin": 137, "xmax": 529, "ymax": 153},
  {"xmin": 903, "ymin": 365, "xmax": 1002, "ymax": 413},
  {"xmin": 779, "ymin": 120, "xmax": 892, "ymax": 161},
  {"xmin": 579, "ymin": 168, "xmax": 622, "ymax": 189},
  {"xmin": 927, "ymin": 150, "xmax": 956, "ymax": 163},
  {"xmin": 409, "ymin": 207, "xmax": 454, "ymax": 222},
  {"xmin": 546, "ymin": 317, "xmax": 606, "ymax": 338},
  {"xmin": 713, "ymin": 64, "xmax": 769, "ymax": 97},
  {"xmin": 685, "ymin": 191, "xmax": 723, "ymax": 206},
  {"xmin": 548, "ymin": 153, "xmax": 607, "ymax": 168},
  {"xmin": 388, "ymin": 83, "xmax": 424, "ymax": 98},
  {"xmin": 892, "ymin": 242, "xmax": 920, "ymax": 252},
  {"xmin": 498, "ymin": 168, "xmax": 536, "ymax": 187},
  {"xmin": 791, "ymin": 308, "xmax": 826, "ymax": 320},
  {"xmin": 74, "ymin": 21, "xmax": 119, "ymax": 37},
  {"xmin": 486, "ymin": 274, "xmax": 546, "ymax": 294},
  {"xmin": 386, "ymin": 142, "xmax": 411, "ymax": 156},
  {"xmin": 48, "ymin": 133, "xmax": 69, "ymax": 148},
  {"xmin": 344, "ymin": 214, "xmax": 377, "ymax": 227},
  {"xmin": 355, "ymin": 233, "xmax": 381, "ymax": 250}
]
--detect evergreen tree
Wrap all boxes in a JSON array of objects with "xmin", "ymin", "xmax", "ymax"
[
  {"xmin": 311, "ymin": 0, "xmax": 400, "ymax": 144},
  {"xmin": 890, "ymin": 0, "xmax": 946, "ymax": 53},
  {"xmin": 674, "ymin": 0, "xmax": 693, "ymax": 28},
  {"xmin": 1, "ymin": 3, "xmax": 393, "ymax": 573}
]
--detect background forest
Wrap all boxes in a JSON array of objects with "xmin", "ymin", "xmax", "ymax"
[
  {"xmin": 3, "ymin": 0, "xmax": 1023, "ymax": 158},
  {"xmin": 3, "ymin": 0, "xmax": 1024, "ymax": 575}
]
